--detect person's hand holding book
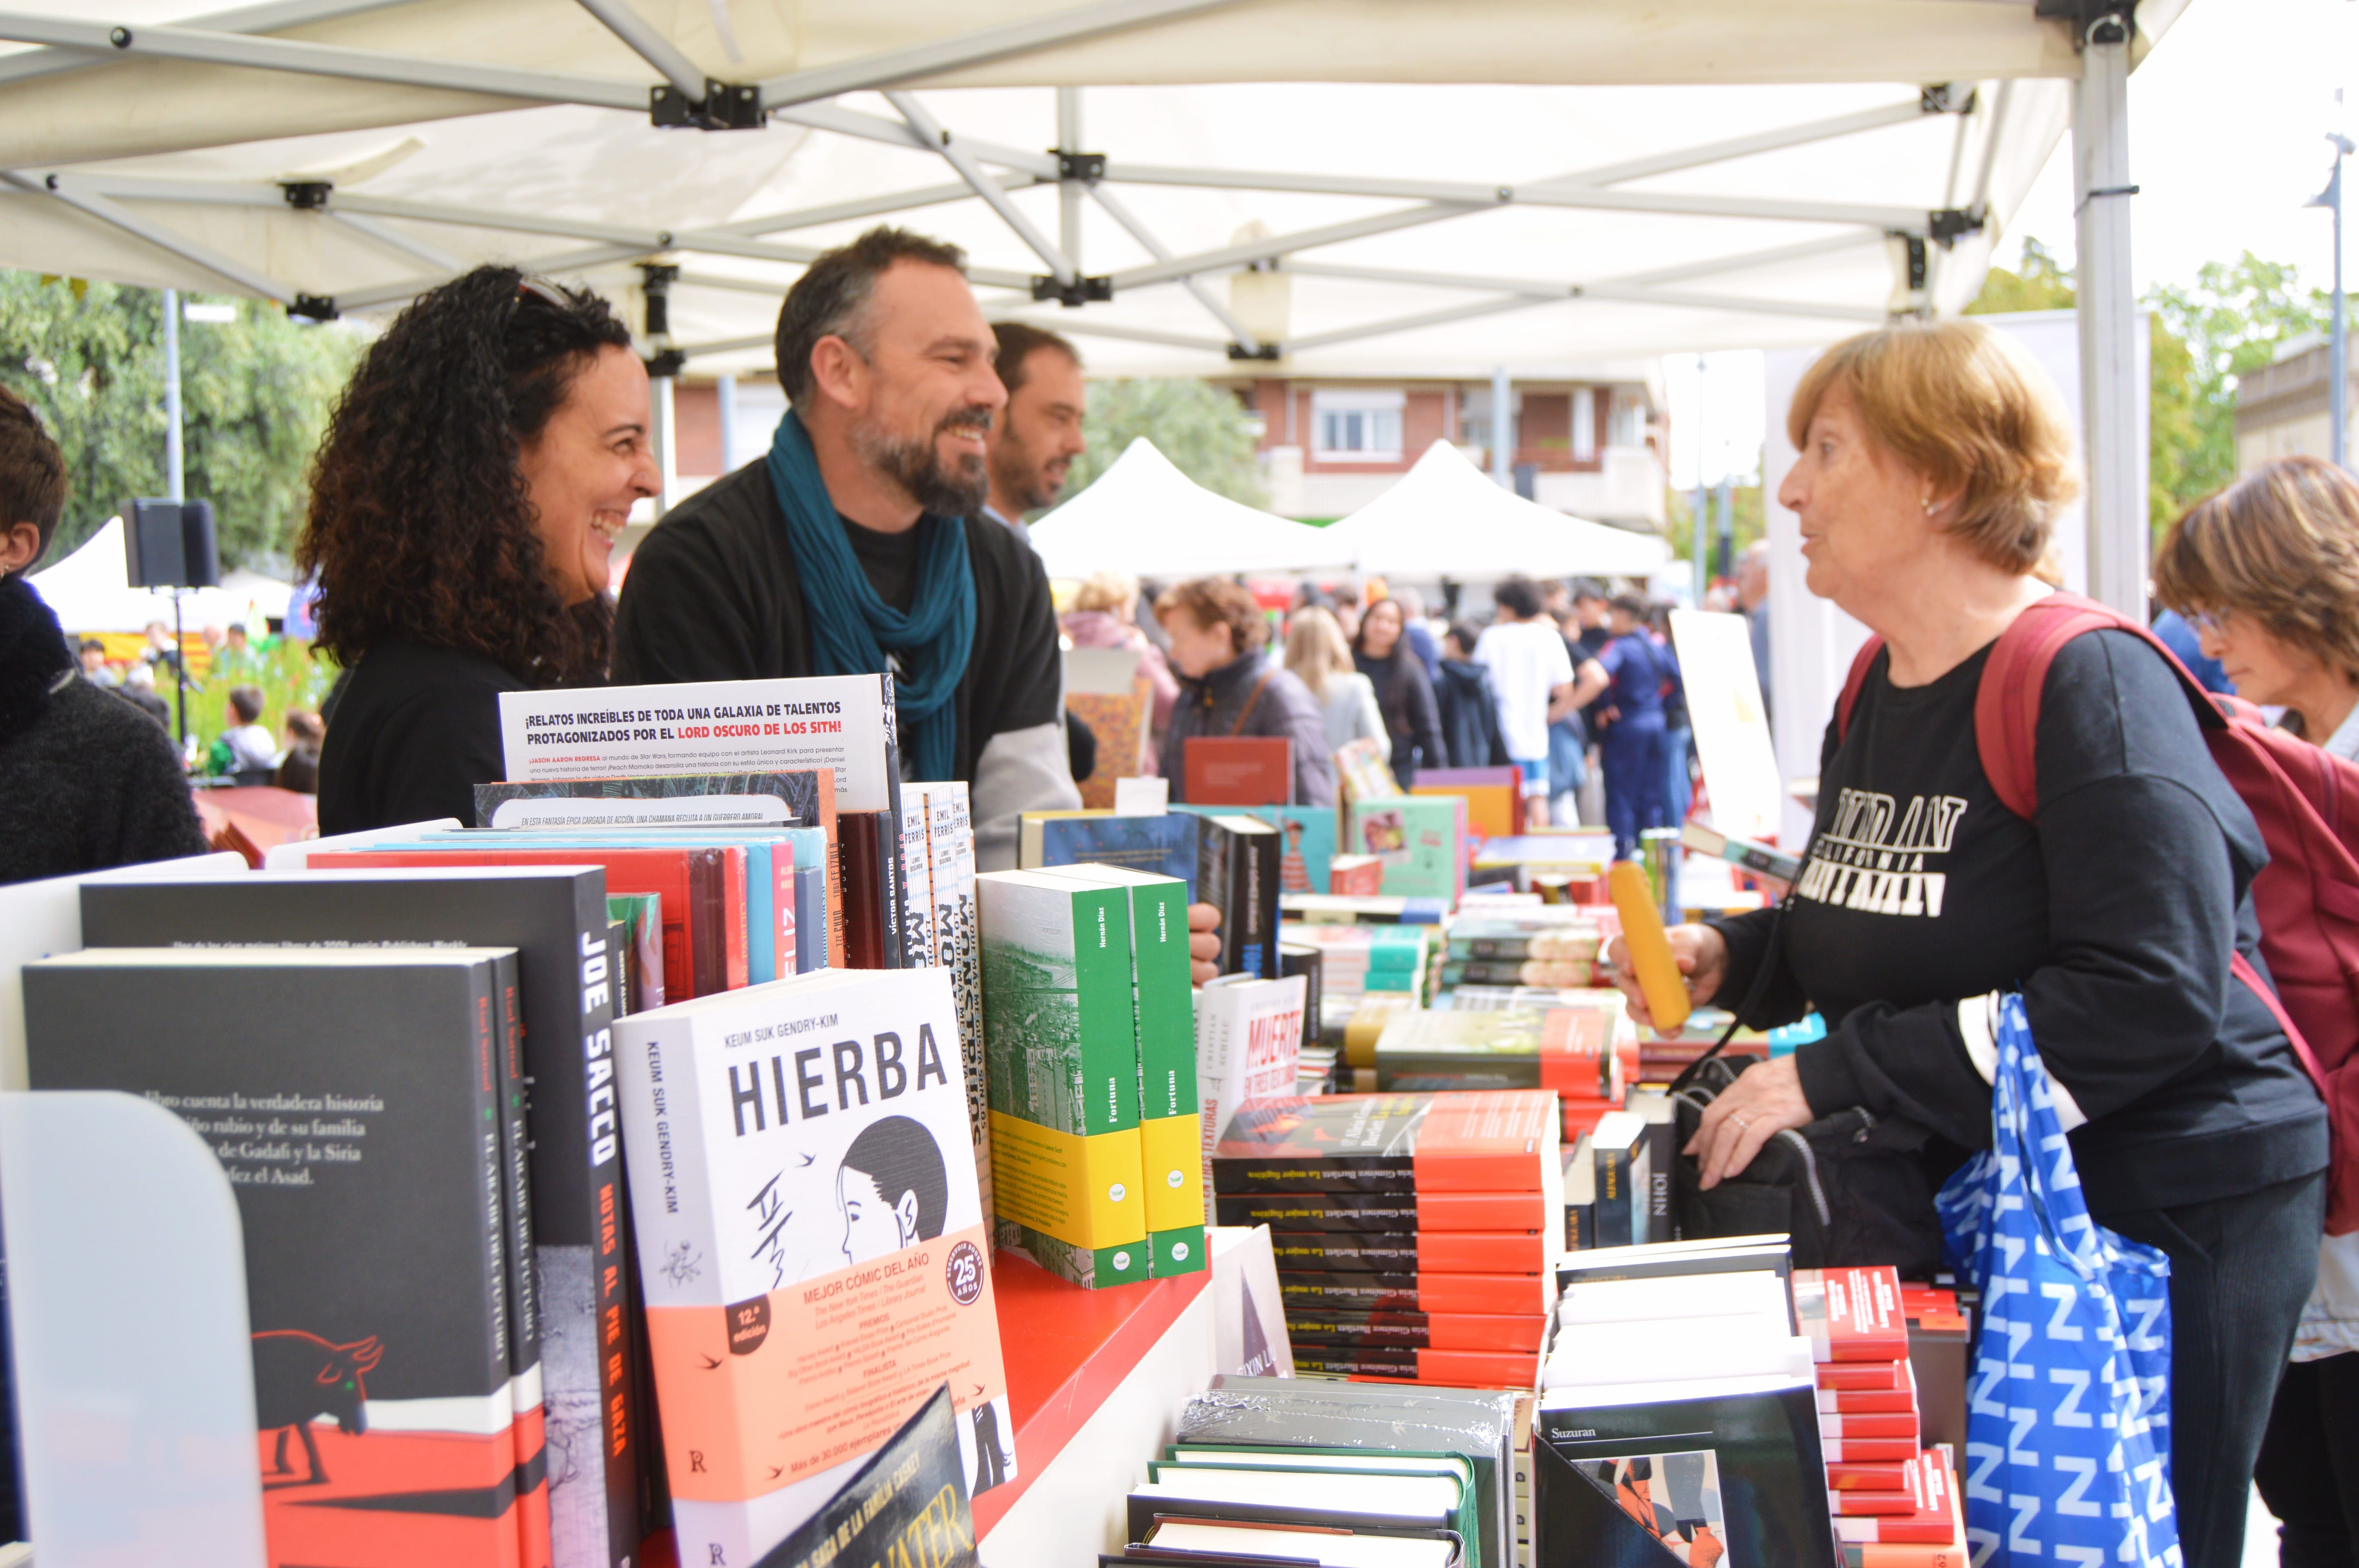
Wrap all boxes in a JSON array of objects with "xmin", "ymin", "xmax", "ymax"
[{"xmin": 1603, "ymin": 923, "xmax": 1726, "ymax": 1035}]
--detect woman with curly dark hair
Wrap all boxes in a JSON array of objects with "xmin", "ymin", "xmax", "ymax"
[{"xmin": 302, "ymin": 269, "xmax": 656, "ymax": 833}]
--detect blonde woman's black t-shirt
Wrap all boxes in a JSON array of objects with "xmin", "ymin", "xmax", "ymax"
[{"xmin": 1709, "ymin": 628, "xmax": 2326, "ymax": 1219}]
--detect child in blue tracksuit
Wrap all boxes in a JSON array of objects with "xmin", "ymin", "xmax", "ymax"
[{"xmin": 1588, "ymin": 593, "xmax": 1682, "ymax": 858}]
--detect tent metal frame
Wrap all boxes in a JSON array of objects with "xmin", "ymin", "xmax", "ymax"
[{"xmin": 0, "ymin": 0, "xmax": 2154, "ymax": 611}]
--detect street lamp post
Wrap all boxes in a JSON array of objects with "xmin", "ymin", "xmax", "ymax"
[{"xmin": 2315, "ymin": 131, "xmax": 2355, "ymax": 468}]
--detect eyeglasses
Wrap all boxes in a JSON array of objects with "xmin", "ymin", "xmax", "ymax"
[
  {"xmin": 2185, "ymin": 607, "xmax": 2233, "ymax": 635},
  {"xmin": 516, "ymin": 276, "xmax": 568, "ymax": 309}
]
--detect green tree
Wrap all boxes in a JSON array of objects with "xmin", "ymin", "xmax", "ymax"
[
  {"xmin": 1965, "ymin": 243, "xmax": 2331, "ymax": 537},
  {"xmin": 1667, "ymin": 483, "xmax": 1765, "ymax": 575},
  {"xmin": 1060, "ymin": 377, "xmax": 1267, "ymax": 508},
  {"xmin": 0, "ymin": 273, "xmax": 359, "ymax": 567}
]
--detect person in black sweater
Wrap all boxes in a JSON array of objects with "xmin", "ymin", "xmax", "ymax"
[
  {"xmin": 1433, "ymin": 620, "xmax": 1510, "ymax": 769},
  {"xmin": 0, "ymin": 386, "xmax": 207, "ymax": 886},
  {"xmin": 1353, "ymin": 595, "xmax": 1443, "ymax": 786},
  {"xmin": 299, "ymin": 270, "xmax": 655, "ymax": 835},
  {"xmin": 1608, "ymin": 321, "xmax": 2326, "ymax": 1568}
]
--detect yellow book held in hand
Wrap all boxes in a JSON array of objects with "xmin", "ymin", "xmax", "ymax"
[{"xmin": 1608, "ymin": 859, "xmax": 1692, "ymax": 1032}]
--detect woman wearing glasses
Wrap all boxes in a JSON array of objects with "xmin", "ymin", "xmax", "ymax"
[
  {"xmin": 2153, "ymin": 454, "xmax": 2359, "ymax": 1568},
  {"xmin": 302, "ymin": 270, "xmax": 658, "ymax": 833}
]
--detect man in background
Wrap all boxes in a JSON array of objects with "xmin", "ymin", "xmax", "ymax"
[
  {"xmin": 77, "ymin": 637, "xmax": 114, "ymax": 684},
  {"xmin": 1389, "ymin": 585, "xmax": 1442, "ymax": 680},
  {"xmin": 1474, "ymin": 575, "xmax": 1575, "ymax": 829},
  {"xmin": 982, "ymin": 322, "xmax": 1087, "ymax": 534}
]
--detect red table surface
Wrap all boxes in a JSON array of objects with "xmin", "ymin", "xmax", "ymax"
[{"xmin": 970, "ymin": 1250, "xmax": 1211, "ymax": 1538}]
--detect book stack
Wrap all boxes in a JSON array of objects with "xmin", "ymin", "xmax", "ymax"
[
  {"xmin": 1438, "ymin": 915, "xmax": 1603, "ymax": 995},
  {"xmin": 975, "ymin": 868, "xmax": 1153, "ymax": 1288},
  {"xmin": 1371, "ymin": 999, "xmax": 1632, "ymax": 1137},
  {"xmin": 1213, "ymin": 1091, "xmax": 1563, "ymax": 1388},
  {"xmin": 1794, "ymin": 1266, "xmax": 1926, "ymax": 1527},
  {"xmin": 1177, "ymin": 802, "xmax": 1339, "ymax": 894},
  {"xmin": 1837, "ymin": 1450, "xmax": 1966, "ymax": 1568},
  {"xmin": 1283, "ymin": 890, "xmax": 1452, "ymax": 927},
  {"xmin": 1161, "ymin": 1375, "xmax": 1521, "ymax": 1568},
  {"xmin": 1282, "ymin": 919, "xmax": 1431, "ymax": 1005},
  {"xmin": 1534, "ymin": 1239, "xmax": 1834, "ymax": 1568}
]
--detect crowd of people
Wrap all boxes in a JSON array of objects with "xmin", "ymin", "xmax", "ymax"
[{"xmin": 0, "ymin": 225, "xmax": 2355, "ymax": 1568}]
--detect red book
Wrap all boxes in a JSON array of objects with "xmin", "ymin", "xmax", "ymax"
[
  {"xmin": 1185, "ymin": 736, "xmax": 1294, "ymax": 806},
  {"xmin": 1794, "ymin": 1265, "xmax": 1910, "ymax": 1361},
  {"xmin": 1817, "ymin": 1359, "xmax": 1907, "ymax": 1392},
  {"xmin": 1832, "ymin": 1489, "xmax": 1923, "ymax": 1516},
  {"xmin": 1214, "ymin": 1090, "xmax": 1559, "ymax": 1194},
  {"xmin": 1819, "ymin": 1361, "xmax": 1917, "ymax": 1413},
  {"xmin": 1821, "ymin": 1437, "xmax": 1923, "ymax": 1462},
  {"xmin": 312, "ymin": 845, "xmax": 743, "ymax": 998},
  {"xmin": 1276, "ymin": 1270, "xmax": 1555, "ymax": 1316},
  {"xmin": 1826, "ymin": 1461, "xmax": 1913, "ymax": 1491},
  {"xmin": 1821, "ymin": 1412, "xmax": 1922, "ymax": 1440},
  {"xmin": 1327, "ymin": 854, "xmax": 1384, "ymax": 896},
  {"xmin": 1836, "ymin": 1452, "xmax": 1961, "ymax": 1547}
]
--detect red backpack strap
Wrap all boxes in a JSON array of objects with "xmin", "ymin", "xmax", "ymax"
[
  {"xmin": 1971, "ymin": 592, "xmax": 2194, "ymax": 820},
  {"xmin": 2230, "ymin": 951, "xmax": 2332, "ymax": 1097},
  {"xmin": 1834, "ymin": 636, "xmax": 1887, "ymax": 742}
]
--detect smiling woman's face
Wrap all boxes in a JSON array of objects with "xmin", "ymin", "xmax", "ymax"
[{"xmin": 516, "ymin": 343, "xmax": 658, "ymax": 606}]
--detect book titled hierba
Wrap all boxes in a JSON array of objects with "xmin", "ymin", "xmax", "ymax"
[{"xmin": 613, "ymin": 966, "xmax": 1010, "ymax": 1568}]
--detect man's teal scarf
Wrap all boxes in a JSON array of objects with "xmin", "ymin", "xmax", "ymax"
[{"xmin": 766, "ymin": 412, "xmax": 974, "ymax": 781}]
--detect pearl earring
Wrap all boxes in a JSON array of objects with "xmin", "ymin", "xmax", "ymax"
[{"xmin": 1922, "ymin": 498, "xmax": 1937, "ymax": 514}]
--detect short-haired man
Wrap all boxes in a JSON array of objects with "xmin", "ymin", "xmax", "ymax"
[
  {"xmin": 78, "ymin": 637, "xmax": 114, "ymax": 684},
  {"xmin": 983, "ymin": 323, "xmax": 1087, "ymax": 531},
  {"xmin": 1473, "ymin": 575, "xmax": 1576, "ymax": 829},
  {"xmin": 217, "ymin": 684, "xmax": 281, "ymax": 776},
  {"xmin": 1569, "ymin": 592, "xmax": 1683, "ymax": 858},
  {"xmin": 612, "ymin": 226, "xmax": 1081, "ymax": 869},
  {"xmin": 0, "ymin": 386, "xmax": 207, "ymax": 885}
]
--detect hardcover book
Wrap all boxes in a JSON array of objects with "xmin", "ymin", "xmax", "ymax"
[
  {"xmin": 25, "ymin": 949, "xmax": 535, "ymax": 1568},
  {"xmin": 749, "ymin": 1384, "xmax": 976, "ymax": 1568},
  {"xmin": 1833, "ymin": 1452, "xmax": 1959, "ymax": 1546},
  {"xmin": 1025, "ymin": 811, "xmax": 1200, "ymax": 897},
  {"xmin": 976, "ymin": 869, "xmax": 1150, "ymax": 1287},
  {"xmin": 78, "ymin": 870, "xmax": 640, "ymax": 1568},
  {"xmin": 1184, "ymin": 736, "xmax": 1293, "ymax": 807},
  {"xmin": 611, "ymin": 967, "xmax": 1010, "ymax": 1566},
  {"xmin": 1212, "ymin": 1090, "xmax": 1560, "ymax": 1195},
  {"xmin": 1194, "ymin": 973, "xmax": 1308, "ymax": 1211},
  {"xmin": 1198, "ymin": 815, "xmax": 1281, "ymax": 980},
  {"xmin": 1535, "ymin": 1378, "xmax": 1834, "ymax": 1568},
  {"xmin": 1035, "ymin": 864, "xmax": 1205, "ymax": 1278},
  {"xmin": 1350, "ymin": 795, "xmax": 1467, "ymax": 903}
]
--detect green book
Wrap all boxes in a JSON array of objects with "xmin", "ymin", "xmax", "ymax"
[
  {"xmin": 1036, "ymin": 863, "xmax": 1206, "ymax": 1278},
  {"xmin": 977, "ymin": 868, "xmax": 1149, "ymax": 1287}
]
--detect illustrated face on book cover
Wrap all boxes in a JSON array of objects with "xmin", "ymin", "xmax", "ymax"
[
  {"xmin": 1600, "ymin": 1452, "xmax": 1728, "ymax": 1568},
  {"xmin": 1362, "ymin": 810, "xmax": 1407, "ymax": 855},
  {"xmin": 838, "ymin": 1115, "xmax": 950, "ymax": 1265}
]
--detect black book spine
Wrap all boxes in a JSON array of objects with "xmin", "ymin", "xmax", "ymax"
[
  {"xmin": 1276, "ymin": 1272, "xmax": 1421, "ymax": 1310},
  {"xmin": 1236, "ymin": 828, "xmax": 1280, "ymax": 981},
  {"xmin": 1282, "ymin": 1311, "xmax": 1437, "ymax": 1348},
  {"xmin": 839, "ymin": 813, "xmax": 886, "ymax": 969},
  {"xmin": 1266, "ymin": 1231, "xmax": 1425, "ymax": 1271},
  {"xmin": 608, "ymin": 920, "xmax": 633, "ymax": 1016},
  {"xmin": 1594, "ymin": 1138, "xmax": 1636, "ymax": 1248},
  {"xmin": 570, "ymin": 891, "xmax": 641, "ymax": 1568},
  {"xmin": 878, "ymin": 671, "xmax": 910, "ymax": 969},
  {"xmin": 1641, "ymin": 1116, "xmax": 1675, "ymax": 1245},
  {"xmin": 1198, "ymin": 821, "xmax": 1242, "ymax": 976},
  {"xmin": 1214, "ymin": 1194, "xmax": 1421, "ymax": 1230},
  {"xmin": 690, "ymin": 848, "xmax": 723, "ymax": 996},
  {"xmin": 467, "ymin": 957, "xmax": 518, "ymax": 1466},
  {"xmin": 493, "ymin": 955, "xmax": 549, "ymax": 1558}
]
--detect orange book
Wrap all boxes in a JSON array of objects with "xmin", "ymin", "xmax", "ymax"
[
  {"xmin": 1821, "ymin": 1412, "xmax": 1922, "ymax": 1440},
  {"xmin": 1827, "ymin": 1461, "xmax": 1914, "ymax": 1491},
  {"xmin": 1068, "ymin": 673, "xmax": 1153, "ymax": 809},
  {"xmin": 1185, "ymin": 736, "xmax": 1293, "ymax": 806},
  {"xmin": 1817, "ymin": 1358, "xmax": 1908, "ymax": 1391},
  {"xmin": 1837, "ymin": 1452, "xmax": 1962, "ymax": 1550}
]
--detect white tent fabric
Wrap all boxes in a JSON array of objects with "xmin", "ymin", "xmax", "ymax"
[
  {"xmin": 1028, "ymin": 436, "xmax": 1354, "ymax": 578},
  {"xmin": 28, "ymin": 517, "xmax": 264, "ymax": 632},
  {"xmin": 217, "ymin": 565, "xmax": 296, "ymax": 619},
  {"xmin": 1329, "ymin": 439, "xmax": 1671, "ymax": 583},
  {"xmin": 0, "ymin": 2, "xmax": 2189, "ymax": 379}
]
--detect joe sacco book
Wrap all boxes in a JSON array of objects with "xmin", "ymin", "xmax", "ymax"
[{"xmin": 612, "ymin": 967, "xmax": 1010, "ymax": 1568}]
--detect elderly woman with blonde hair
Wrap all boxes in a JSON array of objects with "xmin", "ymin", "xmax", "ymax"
[
  {"xmin": 1607, "ymin": 319, "xmax": 2326, "ymax": 1568},
  {"xmin": 1060, "ymin": 568, "xmax": 1179, "ymax": 746}
]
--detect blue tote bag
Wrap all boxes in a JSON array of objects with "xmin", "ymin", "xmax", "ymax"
[{"xmin": 1934, "ymin": 995, "xmax": 2179, "ymax": 1568}]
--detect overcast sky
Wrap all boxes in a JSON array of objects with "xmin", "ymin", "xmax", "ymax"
[{"xmin": 1667, "ymin": 0, "xmax": 2357, "ymax": 490}]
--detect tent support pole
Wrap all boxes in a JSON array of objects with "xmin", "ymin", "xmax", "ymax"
[
  {"xmin": 0, "ymin": 171, "xmax": 296, "ymax": 303},
  {"xmin": 1057, "ymin": 87, "xmax": 1085, "ymax": 270},
  {"xmin": 0, "ymin": 0, "xmax": 406, "ymax": 87},
  {"xmin": 2073, "ymin": 7, "xmax": 2144, "ymax": 617},
  {"xmin": 1491, "ymin": 367, "xmax": 1513, "ymax": 489},
  {"xmin": 1086, "ymin": 183, "xmax": 1260, "ymax": 352},
  {"xmin": 572, "ymin": 0, "xmax": 706, "ymax": 101},
  {"xmin": 324, "ymin": 210, "xmax": 459, "ymax": 271},
  {"xmin": 885, "ymin": 91, "xmax": 1078, "ymax": 286}
]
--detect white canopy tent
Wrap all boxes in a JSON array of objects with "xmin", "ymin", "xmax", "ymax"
[
  {"xmin": 27, "ymin": 516, "xmax": 269, "ymax": 632},
  {"xmin": 1027, "ymin": 435, "xmax": 1354, "ymax": 579},
  {"xmin": 0, "ymin": 0, "xmax": 2175, "ymax": 612},
  {"xmin": 1330, "ymin": 439, "xmax": 1669, "ymax": 583}
]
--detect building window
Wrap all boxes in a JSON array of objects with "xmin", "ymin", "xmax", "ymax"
[
  {"xmin": 1312, "ymin": 390, "xmax": 1405, "ymax": 459},
  {"xmin": 1608, "ymin": 390, "xmax": 1642, "ymax": 448},
  {"xmin": 1572, "ymin": 387, "xmax": 1597, "ymax": 462}
]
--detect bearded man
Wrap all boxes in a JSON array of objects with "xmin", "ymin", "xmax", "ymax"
[
  {"xmin": 614, "ymin": 227, "xmax": 1081, "ymax": 867},
  {"xmin": 980, "ymin": 321, "xmax": 1086, "ymax": 534}
]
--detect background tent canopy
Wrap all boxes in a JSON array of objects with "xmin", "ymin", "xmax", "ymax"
[
  {"xmin": 1027, "ymin": 436, "xmax": 1355, "ymax": 579},
  {"xmin": 0, "ymin": 0, "xmax": 2190, "ymax": 376},
  {"xmin": 1329, "ymin": 439, "xmax": 1671, "ymax": 583},
  {"xmin": 26, "ymin": 517, "xmax": 271, "ymax": 633}
]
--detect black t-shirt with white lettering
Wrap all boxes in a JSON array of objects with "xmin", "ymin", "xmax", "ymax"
[{"xmin": 1710, "ymin": 628, "xmax": 2326, "ymax": 1219}]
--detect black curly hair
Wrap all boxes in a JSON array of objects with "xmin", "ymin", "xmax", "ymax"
[{"xmin": 297, "ymin": 267, "xmax": 633, "ymax": 685}]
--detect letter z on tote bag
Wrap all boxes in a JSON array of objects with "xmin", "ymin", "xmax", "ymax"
[{"xmin": 1934, "ymin": 996, "xmax": 2179, "ymax": 1568}]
